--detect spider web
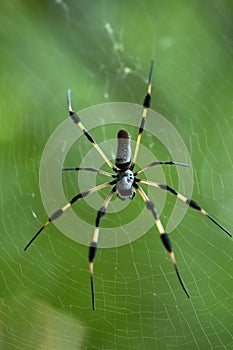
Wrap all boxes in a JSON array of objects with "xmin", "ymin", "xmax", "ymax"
[{"xmin": 1, "ymin": 1, "xmax": 233, "ymax": 349}]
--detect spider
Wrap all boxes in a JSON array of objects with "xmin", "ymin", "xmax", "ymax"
[{"xmin": 25, "ymin": 61, "xmax": 232, "ymax": 310}]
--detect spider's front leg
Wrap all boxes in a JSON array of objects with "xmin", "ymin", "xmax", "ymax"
[
  {"xmin": 136, "ymin": 179, "xmax": 232, "ymax": 238},
  {"xmin": 89, "ymin": 186, "xmax": 117, "ymax": 310},
  {"xmin": 134, "ymin": 183, "xmax": 190, "ymax": 298},
  {"xmin": 24, "ymin": 180, "xmax": 116, "ymax": 251}
]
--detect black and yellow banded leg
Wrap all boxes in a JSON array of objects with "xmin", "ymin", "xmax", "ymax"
[
  {"xmin": 89, "ymin": 186, "xmax": 117, "ymax": 310},
  {"xmin": 131, "ymin": 60, "xmax": 154, "ymax": 170},
  {"xmin": 24, "ymin": 180, "xmax": 117, "ymax": 251},
  {"xmin": 63, "ymin": 166, "xmax": 115, "ymax": 178},
  {"xmin": 134, "ymin": 183, "xmax": 190, "ymax": 298},
  {"xmin": 67, "ymin": 89, "xmax": 118, "ymax": 172},
  {"xmin": 136, "ymin": 179, "xmax": 232, "ymax": 238},
  {"xmin": 134, "ymin": 161, "xmax": 189, "ymax": 176}
]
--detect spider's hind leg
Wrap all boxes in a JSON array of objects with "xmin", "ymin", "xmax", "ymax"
[
  {"xmin": 67, "ymin": 89, "xmax": 118, "ymax": 172},
  {"xmin": 130, "ymin": 60, "xmax": 154, "ymax": 170}
]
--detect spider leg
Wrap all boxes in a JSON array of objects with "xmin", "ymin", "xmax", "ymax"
[
  {"xmin": 136, "ymin": 178, "xmax": 232, "ymax": 238},
  {"xmin": 134, "ymin": 161, "xmax": 189, "ymax": 176},
  {"xmin": 63, "ymin": 167, "xmax": 115, "ymax": 178},
  {"xmin": 130, "ymin": 60, "xmax": 154, "ymax": 170},
  {"xmin": 24, "ymin": 180, "xmax": 116, "ymax": 251},
  {"xmin": 67, "ymin": 89, "xmax": 118, "ymax": 172},
  {"xmin": 89, "ymin": 186, "xmax": 117, "ymax": 310},
  {"xmin": 134, "ymin": 183, "xmax": 190, "ymax": 298}
]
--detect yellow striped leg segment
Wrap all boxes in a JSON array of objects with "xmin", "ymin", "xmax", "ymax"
[
  {"xmin": 67, "ymin": 89, "xmax": 117, "ymax": 172},
  {"xmin": 134, "ymin": 161, "xmax": 189, "ymax": 176},
  {"xmin": 89, "ymin": 186, "xmax": 117, "ymax": 310},
  {"xmin": 63, "ymin": 167, "xmax": 115, "ymax": 178},
  {"xmin": 131, "ymin": 60, "xmax": 154, "ymax": 170},
  {"xmin": 137, "ymin": 179, "xmax": 232, "ymax": 238},
  {"xmin": 24, "ymin": 180, "xmax": 116, "ymax": 251},
  {"xmin": 134, "ymin": 183, "xmax": 190, "ymax": 298}
]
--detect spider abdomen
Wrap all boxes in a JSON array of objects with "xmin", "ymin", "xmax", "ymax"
[{"xmin": 115, "ymin": 129, "xmax": 131, "ymax": 169}]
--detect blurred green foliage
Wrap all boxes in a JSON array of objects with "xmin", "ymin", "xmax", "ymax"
[{"xmin": 0, "ymin": 0, "xmax": 233, "ymax": 349}]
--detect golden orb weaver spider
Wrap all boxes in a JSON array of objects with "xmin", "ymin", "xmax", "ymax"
[{"xmin": 25, "ymin": 61, "xmax": 232, "ymax": 310}]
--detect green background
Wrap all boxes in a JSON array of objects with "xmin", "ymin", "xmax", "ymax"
[{"xmin": 1, "ymin": 1, "xmax": 233, "ymax": 349}]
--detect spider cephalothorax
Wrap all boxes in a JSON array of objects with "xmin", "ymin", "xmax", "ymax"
[
  {"xmin": 116, "ymin": 168, "xmax": 135, "ymax": 201},
  {"xmin": 25, "ymin": 61, "xmax": 231, "ymax": 310}
]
